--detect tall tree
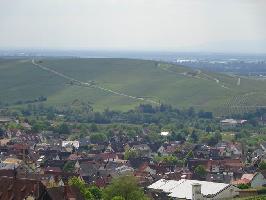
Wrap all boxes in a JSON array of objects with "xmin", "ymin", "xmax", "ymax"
[
  {"xmin": 68, "ymin": 177, "xmax": 102, "ymax": 200},
  {"xmin": 194, "ymin": 165, "xmax": 207, "ymax": 179},
  {"xmin": 0, "ymin": 127, "xmax": 4, "ymax": 137},
  {"xmin": 58, "ymin": 123, "xmax": 70, "ymax": 135},
  {"xmin": 190, "ymin": 130, "xmax": 198, "ymax": 143},
  {"xmin": 103, "ymin": 175, "xmax": 148, "ymax": 200},
  {"xmin": 90, "ymin": 132, "xmax": 107, "ymax": 144}
]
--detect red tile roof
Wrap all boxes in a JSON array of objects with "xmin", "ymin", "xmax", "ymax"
[
  {"xmin": 0, "ymin": 176, "xmax": 47, "ymax": 200},
  {"xmin": 231, "ymin": 178, "xmax": 250, "ymax": 185},
  {"xmin": 68, "ymin": 154, "xmax": 82, "ymax": 160},
  {"xmin": 98, "ymin": 153, "xmax": 118, "ymax": 161}
]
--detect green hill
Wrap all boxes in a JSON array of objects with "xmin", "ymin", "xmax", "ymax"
[{"xmin": 0, "ymin": 57, "xmax": 266, "ymax": 115}]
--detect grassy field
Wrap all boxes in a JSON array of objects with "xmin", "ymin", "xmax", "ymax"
[
  {"xmin": 1, "ymin": 57, "xmax": 266, "ymax": 115},
  {"xmin": 235, "ymin": 195, "xmax": 266, "ymax": 200}
]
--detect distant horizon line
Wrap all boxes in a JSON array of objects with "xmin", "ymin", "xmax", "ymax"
[{"xmin": 0, "ymin": 48, "xmax": 266, "ymax": 56}]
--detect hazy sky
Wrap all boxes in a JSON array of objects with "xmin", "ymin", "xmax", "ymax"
[{"xmin": 0, "ymin": 0, "xmax": 266, "ymax": 53}]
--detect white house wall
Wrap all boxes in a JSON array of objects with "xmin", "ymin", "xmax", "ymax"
[
  {"xmin": 251, "ymin": 173, "xmax": 266, "ymax": 188},
  {"xmin": 211, "ymin": 185, "xmax": 239, "ymax": 199}
]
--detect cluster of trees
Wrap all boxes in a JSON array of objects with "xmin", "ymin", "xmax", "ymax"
[
  {"xmin": 63, "ymin": 161, "xmax": 75, "ymax": 172},
  {"xmin": 68, "ymin": 177, "xmax": 102, "ymax": 200},
  {"xmin": 4, "ymin": 102, "xmax": 265, "ymax": 150},
  {"xmin": 14, "ymin": 96, "xmax": 47, "ymax": 106},
  {"xmin": 0, "ymin": 96, "xmax": 47, "ymax": 107},
  {"xmin": 4, "ymin": 104, "xmax": 216, "ymax": 139},
  {"xmin": 13, "ymin": 103, "xmax": 214, "ymax": 125},
  {"xmin": 103, "ymin": 175, "xmax": 148, "ymax": 200},
  {"xmin": 232, "ymin": 108, "xmax": 266, "ymax": 127},
  {"xmin": 124, "ymin": 149, "xmax": 140, "ymax": 160},
  {"xmin": 154, "ymin": 155, "xmax": 181, "ymax": 166},
  {"xmin": 90, "ymin": 132, "xmax": 108, "ymax": 144},
  {"xmin": 30, "ymin": 120, "xmax": 70, "ymax": 134},
  {"xmin": 193, "ymin": 165, "xmax": 207, "ymax": 180},
  {"xmin": 68, "ymin": 175, "xmax": 148, "ymax": 200}
]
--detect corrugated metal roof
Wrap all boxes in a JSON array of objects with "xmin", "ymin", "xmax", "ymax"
[
  {"xmin": 148, "ymin": 179, "xmax": 168, "ymax": 189},
  {"xmin": 149, "ymin": 179, "xmax": 230, "ymax": 199},
  {"xmin": 157, "ymin": 180, "xmax": 181, "ymax": 193}
]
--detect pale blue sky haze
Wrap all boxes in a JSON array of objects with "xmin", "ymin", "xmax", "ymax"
[{"xmin": 0, "ymin": 0, "xmax": 265, "ymax": 53}]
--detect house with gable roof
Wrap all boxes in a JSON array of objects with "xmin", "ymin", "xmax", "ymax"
[{"xmin": 232, "ymin": 172, "xmax": 266, "ymax": 188}]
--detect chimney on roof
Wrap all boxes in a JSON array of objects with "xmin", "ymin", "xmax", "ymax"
[
  {"xmin": 13, "ymin": 166, "xmax": 17, "ymax": 179},
  {"xmin": 192, "ymin": 183, "xmax": 203, "ymax": 200},
  {"xmin": 64, "ymin": 186, "xmax": 69, "ymax": 199}
]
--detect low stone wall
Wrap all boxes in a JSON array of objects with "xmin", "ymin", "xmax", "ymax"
[{"xmin": 238, "ymin": 189, "xmax": 258, "ymax": 198}]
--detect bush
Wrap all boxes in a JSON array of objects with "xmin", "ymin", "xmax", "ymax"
[
  {"xmin": 90, "ymin": 132, "xmax": 107, "ymax": 144},
  {"xmin": 238, "ymin": 184, "xmax": 250, "ymax": 189}
]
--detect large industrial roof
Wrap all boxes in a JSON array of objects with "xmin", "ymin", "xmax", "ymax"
[{"xmin": 148, "ymin": 179, "xmax": 230, "ymax": 199}]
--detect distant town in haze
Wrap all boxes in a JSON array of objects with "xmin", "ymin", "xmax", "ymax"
[{"xmin": 1, "ymin": 0, "xmax": 266, "ymax": 200}]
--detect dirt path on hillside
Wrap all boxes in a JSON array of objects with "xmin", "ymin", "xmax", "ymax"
[
  {"xmin": 158, "ymin": 64, "xmax": 230, "ymax": 90},
  {"xmin": 31, "ymin": 59, "xmax": 160, "ymax": 105}
]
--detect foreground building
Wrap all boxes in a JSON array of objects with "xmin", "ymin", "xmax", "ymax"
[
  {"xmin": 0, "ymin": 176, "xmax": 48, "ymax": 200},
  {"xmin": 0, "ymin": 173, "xmax": 84, "ymax": 200},
  {"xmin": 148, "ymin": 179, "xmax": 239, "ymax": 200}
]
